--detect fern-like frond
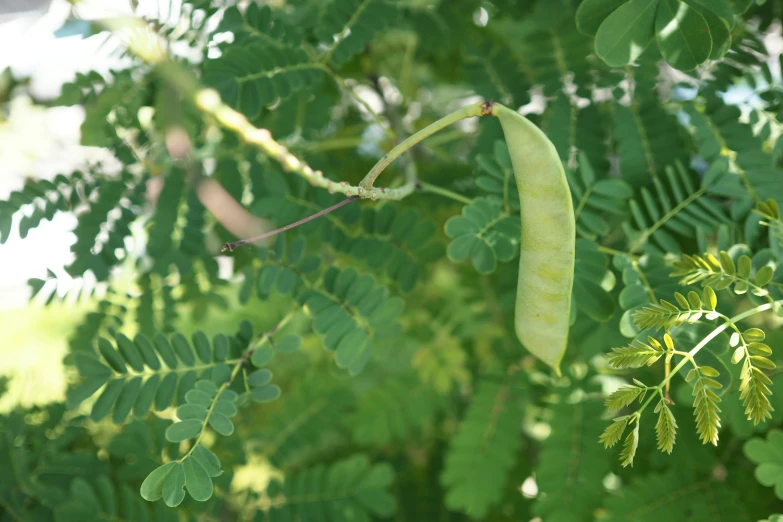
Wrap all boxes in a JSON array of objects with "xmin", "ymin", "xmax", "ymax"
[
  {"xmin": 672, "ymin": 251, "xmax": 774, "ymax": 298},
  {"xmin": 601, "ymin": 471, "xmax": 748, "ymax": 521},
  {"xmin": 67, "ymin": 331, "xmax": 238, "ymax": 424},
  {"xmin": 56, "ymin": 476, "xmax": 179, "ymax": 522},
  {"xmin": 655, "ymin": 399, "xmax": 677, "ymax": 454},
  {"xmin": 619, "ymin": 420, "xmax": 640, "ymax": 467},
  {"xmin": 140, "ymin": 314, "xmax": 297, "ymax": 507},
  {"xmin": 331, "ymin": 206, "xmax": 443, "ymax": 292},
  {"xmin": 315, "ymin": 0, "xmax": 400, "ymax": 66},
  {"xmin": 632, "ymin": 287, "xmax": 719, "ymax": 330},
  {"xmin": 623, "ymin": 162, "xmax": 730, "ymax": 253},
  {"xmin": 463, "ymin": 38, "xmax": 529, "ymax": 107},
  {"xmin": 0, "ymin": 171, "xmax": 97, "ymax": 245},
  {"xmin": 692, "ymin": 367, "xmax": 722, "ymax": 446},
  {"xmin": 441, "ymin": 378, "xmax": 525, "ymax": 519},
  {"xmin": 350, "ymin": 378, "xmax": 444, "ymax": 446},
  {"xmin": 300, "ymin": 266, "xmax": 403, "ymax": 375},
  {"xmin": 256, "ymin": 379, "xmax": 353, "ymax": 470},
  {"xmin": 739, "ymin": 357, "xmax": 775, "ymax": 426},
  {"xmin": 203, "ymin": 43, "xmax": 324, "ymax": 119},
  {"xmin": 614, "ymin": 99, "xmax": 689, "ymax": 189},
  {"xmin": 218, "ymin": 3, "xmax": 303, "ymax": 47},
  {"xmin": 606, "ymin": 338, "xmax": 666, "ymax": 369},
  {"xmin": 606, "ymin": 384, "xmax": 647, "ymax": 411},
  {"xmin": 706, "ymin": 32, "xmax": 768, "ymax": 93},
  {"xmin": 535, "ymin": 401, "xmax": 610, "ymax": 521},
  {"xmin": 445, "ymin": 196, "xmax": 519, "ymax": 275},
  {"xmin": 262, "ymin": 455, "xmax": 396, "ymax": 520},
  {"xmin": 56, "ymin": 69, "xmax": 152, "ymax": 149},
  {"xmin": 686, "ymin": 96, "xmax": 783, "ymax": 204},
  {"xmin": 566, "ymin": 150, "xmax": 631, "ymax": 240},
  {"xmin": 599, "ymin": 415, "xmax": 630, "ymax": 448},
  {"xmin": 523, "ymin": 20, "xmax": 594, "ymax": 98},
  {"xmin": 65, "ymin": 174, "xmax": 145, "ymax": 281}
]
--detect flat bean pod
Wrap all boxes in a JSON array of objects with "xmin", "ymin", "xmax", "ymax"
[{"xmin": 493, "ymin": 104, "xmax": 576, "ymax": 375}]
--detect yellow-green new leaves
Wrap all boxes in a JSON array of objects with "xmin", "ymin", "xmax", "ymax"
[
  {"xmin": 606, "ymin": 337, "xmax": 667, "ymax": 368},
  {"xmin": 672, "ymin": 250, "xmax": 776, "ymax": 297},
  {"xmin": 601, "ymin": 383, "xmax": 650, "ymax": 466},
  {"xmin": 729, "ymin": 326, "xmax": 776, "ymax": 426},
  {"xmin": 620, "ymin": 420, "xmax": 641, "ymax": 467},
  {"xmin": 655, "ymin": 399, "xmax": 678, "ymax": 454},
  {"xmin": 600, "ymin": 415, "xmax": 632, "ymax": 449},
  {"xmin": 632, "ymin": 287, "xmax": 719, "ymax": 331},
  {"xmin": 493, "ymin": 104, "xmax": 575, "ymax": 375},
  {"xmin": 756, "ymin": 198, "xmax": 783, "ymax": 248},
  {"xmin": 744, "ymin": 430, "xmax": 783, "ymax": 500},
  {"xmin": 689, "ymin": 365, "xmax": 722, "ymax": 446},
  {"xmin": 606, "ymin": 383, "xmax": 648, "ymax": 410}
]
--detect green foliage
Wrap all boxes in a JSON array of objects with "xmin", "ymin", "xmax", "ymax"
[
  {"xmin": 67, "ymin": 331, "xmax": 237, "ymax": 423},
  {"xmin": 262, "ymin": 455, "xmax": 396, "ymax": 521},
  {"xmin": 534, "ymin": 400, "xmax": 609, "ymax": 521},
  {"xmin": 252, "ymin": 378, "xmax": 352, "ymax": 470},
  {"xmin": 218, "ymin": 3, "xmax": 303, "ymax": 46},
  {"xmin": 745, "ymin": 430, "xmax": 783, "ymax": 499},
  {"xmin": 57, "ymin": 476, "xmax": 179, "ymax": 521},
  {"xmin": 601, "ymin": 470, "xmax": 748, "ymax": 521},
  {"xmin": 6, "ymin": 1, "xmax": 783, "ymax": 520},
  {"xmin": 463, "ymin": 40, "xmax": 530, "ymax": 107},
  {"xmin": 568, "ymin": 152, "xmax": 632, "ymax": 239},
  {"xmin": 203, "ymin": 44, "xmax": 324, "ymax": 119},
  {"xmin": 581, "ymin": 0, "xmax": 738, "ymax": 70},
  {"xmin": 331, "ymin": 206, "xmax": 443, "ymax": 292},
  {"xmin": 0, "ymin": 172, "xmax": 93, "ymax": 245},
  {"xmin": 623, "ymin": 162, "xmax": 731, "ymax": 254},
  {"xmin": 440, "ymin": 377, "xmax": 525, "ymax": 518},
  {"xmin": 300, "ymin": 266, "xmax": 403, "ymax": 375},
  {"xmin": 350, "ymin": 377, "xmax": 444, "ymax": 446},
  {"xmin": 445, "ymin": 196, "xmax": 518, "ymax": 274},
  {"xmin": 315, "ymin": 0, "xmax": 400, "ymax": 66}
]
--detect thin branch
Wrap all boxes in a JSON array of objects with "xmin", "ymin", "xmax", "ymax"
[
  {"xmin": 418, "ymin": 181, "xmax": 472, "ymax": 204},
  {"xmin": 222, "ymin": 196, "xmax": 359, "ymax": 252}
]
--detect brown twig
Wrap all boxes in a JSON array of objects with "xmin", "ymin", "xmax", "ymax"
[{"xmin": 221, "ymin": 196, "xmax": 359, "ymax": 253}]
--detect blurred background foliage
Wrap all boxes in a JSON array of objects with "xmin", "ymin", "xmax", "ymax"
[{"xmin": 2, "ymin": 0, "xmax": 783, "ymax": 521}]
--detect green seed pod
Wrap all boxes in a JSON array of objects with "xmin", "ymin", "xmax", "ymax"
[{"xmin": 494, "ymin": 104, "xmax": 576, "ymax": 375}]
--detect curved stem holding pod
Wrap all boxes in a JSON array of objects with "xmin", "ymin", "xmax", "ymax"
[{"xmin": 359, "ymin": 102, "xmax": 487, "ymax": 190}]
